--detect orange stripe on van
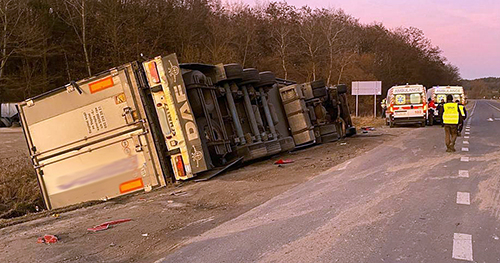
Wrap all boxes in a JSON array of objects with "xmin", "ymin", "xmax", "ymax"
[
  {"xmin": 119, "ymin": 178, "xmax": 144, "ymax": 193},
  {"xmin": 89, "ymin": 77, "xmax": 114, "ymax": 94}
]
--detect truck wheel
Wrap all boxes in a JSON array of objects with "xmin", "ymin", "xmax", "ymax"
[
  {"xmin": 336, "ymin": 84, "xmax": 348, "ymax": 94},
  {"xmin": 312, "ymin": 87, "xmax": 327, "ymax": 98},
  {"xmin": 239, "ymin": 68, "xmax": 260, "ymax": 85},
  {"xmin": 310, "ymin": 79, "xmax": 326, "ymax": 89},
  {"xmin": 223, "ymin": 63, "xmax": 243, "ymax": 81},
  {"xmin": 256, "ymin": 71, "xmax": 276, "ymax": 87}
]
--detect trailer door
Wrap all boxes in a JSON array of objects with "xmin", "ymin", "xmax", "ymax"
[{"xmin": 18, "ymin": 64, "xmax": 166, "ymax": 209}]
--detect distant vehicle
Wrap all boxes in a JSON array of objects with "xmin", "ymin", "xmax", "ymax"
[
  {"xmin": 0, "ymin": 103, "xmax": 20, "ymax": 127},
  {"xmin": 427, "ymin": 86, "xmax": 466, "ymax": 124},
  {"xmin": 385, "ymin": 84, "xmax": 427, "ymax": 127}
]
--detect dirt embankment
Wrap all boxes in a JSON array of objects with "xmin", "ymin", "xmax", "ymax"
[{"xmin": 0, "ymin": 121, "xmax": 398, "ymax": 263}]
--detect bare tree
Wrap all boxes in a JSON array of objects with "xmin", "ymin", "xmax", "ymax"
[{"xmin": 56, "ymin": 0, "xmax": 92, "ymax": 76}]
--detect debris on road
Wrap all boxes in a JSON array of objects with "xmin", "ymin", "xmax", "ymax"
[
  {"xmin": 37, "ymin": 235, "xmax": 58, "ymax": 244},
  {"xmin": 142, "ymin": 233, "xmax": 149, "ymax": 237},
  {"xmin": 274, "ymin": 159, "xmax": 294, "ymax": 165},
  {"xmin": 340, "ymin": 142, "xmax": 347, "ymax": 146},
  {"xmin": 487, "ymin": 117, "xmax": 494, "ymax": 122},
  {"xmin": 361, "ymin": 126, "xmax": 376, "ymax": 131},
  {"xmin": 87, "ymin": 219, "xmax": 132, "ymax": 232}
]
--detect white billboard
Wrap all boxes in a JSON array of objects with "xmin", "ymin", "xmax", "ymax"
[{"xmin": 352, "ymin": 81, "xmax": 382, "ymax": 95}]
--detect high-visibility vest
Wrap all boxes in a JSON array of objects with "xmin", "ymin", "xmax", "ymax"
[
  {"xmin": 443, "ymin": 102, "xmax": 459, "ymax": 124},
  {"xmin": 459, "ymin": 105, "xmax": 466, "ymax": 117}
]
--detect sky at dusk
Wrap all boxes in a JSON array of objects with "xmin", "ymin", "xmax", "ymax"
[{"xmin": 242, "ymin": 0, "xmax": 500, "ymax": 79}]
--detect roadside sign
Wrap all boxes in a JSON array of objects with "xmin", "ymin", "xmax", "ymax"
[
  {"xmin": 352, "ymin": 81, "xmax": 382, "ymax": 95},
  {"xmin": 351, "ymin": 81, "xmax": 382, "ymax": 117}
]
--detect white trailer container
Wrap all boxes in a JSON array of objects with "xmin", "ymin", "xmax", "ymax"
[{"xmin": 18, "ymin": 63, "xmax": 171, "ymax": 209}]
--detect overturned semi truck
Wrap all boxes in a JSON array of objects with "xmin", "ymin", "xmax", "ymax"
[{"xmin": 18, "ymin": 53, "xmax": 355, "ymax": 209}]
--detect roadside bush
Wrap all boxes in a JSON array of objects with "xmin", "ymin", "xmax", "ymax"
[{"xmin": 0, "ymin": 157, "xmax": 42, "ymax": 219}]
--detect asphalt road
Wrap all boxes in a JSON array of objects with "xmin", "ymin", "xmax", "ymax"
[{"xmin": 159, "ymin": 100, "xmax": 500, "ymax": 263}]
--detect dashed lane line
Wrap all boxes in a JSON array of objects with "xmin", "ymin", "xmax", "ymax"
[
  {"xmin": 459, "ymin": 170, "xmax": 469, "ymax": 178},
  {"xmin": 460, "ymin": 157, "xmax": 469, "ymax": 162},
  {"xmin": 462, "ymin": 147, "xmax": 469, "ymax": 152},
  {"xmin": 464, "ymin": 136, "xmax": 470, "ymax": 139},
  {"xmin": 453, "ymin": 233, "xmax": 473, "ymax": 261},
  {"xmin": 457, "ymin": 192, "xmax": 471, "ymax": 205},
  {"xmin": 463, "ymin": 141, "xmax": 469, "ymax": 145}
]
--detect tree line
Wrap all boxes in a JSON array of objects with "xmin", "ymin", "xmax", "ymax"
[{"xmin": 0, "ymin": 0, "xmax": 460, "ymax": 105}]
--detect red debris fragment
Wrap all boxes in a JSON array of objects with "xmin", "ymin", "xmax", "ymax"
[
  {"xmin": 274, "ymin": 159, "xmax": 294, "ymax": 165},
  {"xmin": 37, "ymin": 235, "xmax": 58, "ymax": 244},
  {"xmin": 87, "ymin": 218, "xmax": 131, "ymax": 232}
]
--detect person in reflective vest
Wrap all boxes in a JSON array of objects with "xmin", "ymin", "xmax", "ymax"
[
  {"xmin": 381, "ymin": 98, "xmax": 387, "ymax": 118},
  {"xmin": 439, "ymin": 95, "xmax": 460, "ymax": 152},
  {"xmin": 457, "ymin": 100, "xmax": 467, "ymax": 136}
]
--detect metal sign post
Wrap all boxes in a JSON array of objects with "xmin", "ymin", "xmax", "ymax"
[{"xmin": 351, "ymin": 81, "xmax": 382, "ymax": 117}]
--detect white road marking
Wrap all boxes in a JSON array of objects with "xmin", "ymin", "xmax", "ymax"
[
  {"xmin": 463, "ymin": 141, "xmax": 469, "ymax": 145},
  {"xmin": 487, "ymin": 102, "xmax": 500, "ymax": 113},
  {"xmin": 496, "ymin": 118, "xmax": 500, "ymax": 121},
  {"xmin": 464, "ymin": 136, "xmax": 469, "ymax": 139},
  {"xmin": 461, "ymin": 157, "xmax": 469, "ymax": 162},
  {"xmin": 453, "ymin": 233, "xmax": 473, "ymax": 261},
  {"xmin": 456, "ymin": 192, "xmax": 471, "ymax": 205},
  {"xmin": 465, "ymin": 128, "xmax": 470, "ymax": 131},
  {"xmin": 462, "ymin": 148, "xmax": 469, "ymax": 152},
  {"xmin": 465, "ymin": 132, "xmax": 470, "ymax": 135},
  {"xmin": 459, "ymin": 170, "xmax": 469, "ymax": 178}
]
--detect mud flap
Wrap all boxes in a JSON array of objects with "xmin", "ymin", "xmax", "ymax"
[{"xmin": 194, "ymin": 157, "xmax": 244, "ymax": 182}]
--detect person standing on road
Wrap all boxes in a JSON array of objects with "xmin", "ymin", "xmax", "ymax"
[
  {"xmin": 381, "ymin": 98, "xmax": 387, "ymax": 118},
  {"xmin": 457, "ymin": 100, "xmax": 467, "ymax": 136},
  {"xmin": 436, "ymin": 99, "xmax": 445, "ymax": 124},
  {"xmin": 427, "ymin": 98, "xmax": 436, "ymax": 125},
  {"xmin": 439, "ymin": 95, "xmax": 460, "ymax": 152}
]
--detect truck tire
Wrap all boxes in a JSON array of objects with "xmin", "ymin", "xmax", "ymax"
[
  {"xmin": 312, "ymin": 87, "xmax": 327, "ymax": 98},
  {"xmin": 239, "ymin": 68, "xmax": 260, "ymax": 85},
  {"xmin": 336, "ymin": 84, "xmax": 348, "ymax": 94},
  {"xmin": 310, "ymin": 79, "xmax": 326, "ymax": 89},
  {"xmin": 183, "ymin": 70, "xmax": 208, "ymax": 88},
  {"xmin": 256, "ymin": 71, "xmax": 276, "ymax": 87},
  {"xmin": 224, "ymin": 63, "xmax": 244, "ymax": 81}
]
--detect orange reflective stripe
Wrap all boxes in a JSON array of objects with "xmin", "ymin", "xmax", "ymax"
[
  {"xmin": 119, "ymin": 178, "xmax": 144, "ymax": 193},
  {"xmin": 89, "ymin": 77, "xmax": 114, "ymax": 94}
]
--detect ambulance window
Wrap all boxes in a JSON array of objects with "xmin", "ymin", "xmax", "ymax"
[
  {"xmin": 436, "ymin": 94, "xmax": 446, "ymax": 103},
  {"xmin": 395, "ymin": 94, "xmax": 406, "ymax": 105},
  {"xmin": 410, "ymin": 93, "xmax": 421, "ymax": 104}
]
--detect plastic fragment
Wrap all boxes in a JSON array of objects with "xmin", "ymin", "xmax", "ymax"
[
  {"xmin": 87, "ymin": 219, "xmax": 131, "ymax": 232},
  {"xmin": 37, "ymin": 235, "xmax": 58, "ymax": 244},
  {"xmin": 274, "ymin": 159, "xmax": 294, "ymax": 165}
]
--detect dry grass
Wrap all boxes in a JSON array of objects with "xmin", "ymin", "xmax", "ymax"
[
  {"xmin": 0, "ymin": 156, "xmax": 42, "ymax": 219},
  {"xmin": 352, "ymin": 116, "xmax": 387, "ymax": 129}
]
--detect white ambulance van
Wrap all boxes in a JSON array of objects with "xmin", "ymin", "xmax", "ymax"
[
  {"xmin": 385, "ymin": 84, "xmax": 427, "ymax": 127},
  {"xmin": 427, "ymin": 86, "xmax": 466, "ymax": 123}
]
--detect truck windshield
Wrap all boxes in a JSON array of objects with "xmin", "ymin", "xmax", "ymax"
[{"xmin": 395, "ymin": 93, "xmax": 423, "ymax": 105}]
